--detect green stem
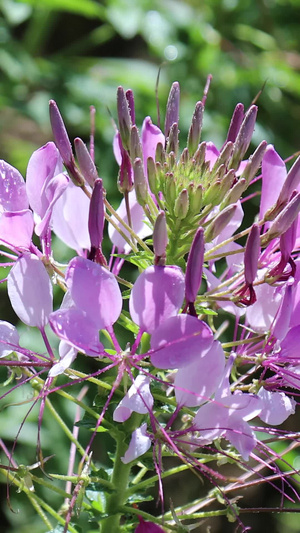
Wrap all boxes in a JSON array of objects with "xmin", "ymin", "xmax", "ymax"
[
  {"xmin": 100, "ymin": 435, "xmax": 132, "ymax": 532},
  {"xmin": 100, "ymin": 414, "xmax": 143, "ymax": 532}
]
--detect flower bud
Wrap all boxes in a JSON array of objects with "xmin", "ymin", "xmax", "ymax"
[
  {"xmin": 117, "ymin": 86, "xmax": 132, "ymax": 151},
  {"xmin": 230, "ymin": 105, "xmax": 258, "ymax": 168},
  {"xmin": 262, "ymin": 191, "xmax": 300, "ymax": 245},
  {"xmin": 211, "ymin": 142, "xmax": 234, "ymax": 174},
  {"xmin": 49, "ymin": 100, "xmax": 73, "ymax": 166},
  {"xmin": 180, "ymin": 146, "xmax": 189, "ymax": 165},
  {"xmin": 220, "ymin": 178, "xmax": 247, "ymax": 209},
  {"xmin": 130, "ymin": 125, "xmax": 143, "ymax": 161},
  {"xmin": 147, "ymin": 157, "xmax": 158, "ymax": 194},
  {"xmin": 188, "ymin": 183, "xmax": 203, "ymax": 215},
  {"xmin": 49, "ymin": 100, "xmax": 85, "ymax": 187},
  {"xmin": 74, "ymin": 137, "xmax": 98, "ymax": 187},
  {"xmin": 244, "ymin": 224, "xmax": 260, "ymax": 285},
  {"xmin": 88, "ymin": 179, "xmax": 106, "ymax": 265},
  {"xmin": 125, "ymin": 88, "xmax": 135, "ymax": 124},
  {"xmin": 118, "ymin": 148, "xmax": 133, "ymax": 193},
  {"xmin": 203, "ymin": 181, "xmax": 223, "ymax": 207},
  {"xmin": 187, "ymin": 101, "xmax": 204, "ymax": 156},
  {"xmin": 241, "ymin": 140, "xmax": 268, "ymax": 184},
  {"xmin": 185, "ymin": 227, "xmax": 204, "ymax": 304},
  {"xmin": 164, "ymin": 81, "xmax": 180, "ymax": 138},
  {"xmin": 165, "ymin": 173, "xmax": 176, "ymax": 205},
  {"xmin": 155, "ymin": 142, "xmax": 165, "ymax": 164},
  {"xmin": 277, "ymin": 155, "xmax": 300, "ymax": 206},
  {"xmin": 205, "ymin": 204, "xmax": 238, "ymax": 242},
  {"xmin": 166, "ymin": 122, "xmax": 179, "ymax": 155},
  {"xmin": 133, "ymin": 158, "xmax": 148, "ymax": 206},
  {"xmin": 193, "ymin": 141, "xmax": 206, "ymax": 167},
  {"xmin": 174, "ymin": 189, "xmax": 189, "ymax": 219},
  {"xmin": 153, "ymin": 211, "xmax": 168, "ymax": 260},
  {"xmin": 226, "ymin": 103, "xmax": 244, "ymax": 143}
]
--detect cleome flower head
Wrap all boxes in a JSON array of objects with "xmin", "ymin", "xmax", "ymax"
[{"xmin": 1, "ymin": 79, "xmax": 300, "ymax": 533}]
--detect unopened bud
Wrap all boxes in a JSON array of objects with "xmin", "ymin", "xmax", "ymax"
[
  {"xmin": 226, "ymin": 103, "xmax": 244, "ymax": 143},
  {"xmin": 277, "ymin": 155, "xmax": 300, "ymax": 206},
  {"xmin": 133, "ymin": 158, "xmax": 148, "ymax": 206},
  {"xmin": 187, "ymin": 101, "xmax": 204, "ymax": 156},
  {"xmin": 230, "ymin": 105, "xmax": 258, "ymax": 168},
  {"xmin": 194, "ymin": 142, "xmax": 206, "ymax": 167},
  {"xmin": 153, "ymin": 211, "xmax": 168, "ymax": 259},
  {"xmin": 155, "ymin": 142, "xmax": 165, "ymax": 164},
  {"xmin": 117, "ymin": 86, "xmax": 132, "ymax": 151},
  {"xmin": 49, "ymin": 100, "xmax": 84, "ymax": 187},
  {"xmin": 147, "ymin": 157, "xmax": 158, "ymax": 194},
  {"xmin": 130, "ymin": 125, "xmax": 142, "ymax": 160},
  {"xmin": 280, "ymin": 216, "xmax": 297, "ymax": 264},
  {"xmin": 165, "ymin": 173, "xmax": 176, "ymax": 205},
  {"xmin": 188, "ymin": 183, "xmax": 203, "ymax": 215},
  {"xmin": 211, "ymin": 142, "xmax": 234, "ymax": 174},
  {"xmin": 88, "ymin": 178, "xmax": 106, "ymax": 265},
  {"xmin": 166, "ymin": 122, "xmax": 179, "ymax": 155},
  {"xmin": 220, "ymin": 178, "xmax": 247, "ymax": 209},
  {"xmin": 203, "ymin": 181, "xmax": 222, "ymax": 207},
  {"xmin": 125, "ymin": 89, "xmax": 135, "ymax": 124},
  {"xmin": 185, "ymin": 227, "xmax": 205, "ymax": 303},
  {"xmin": 118, "ymin": 149, "xmax": 133, "ymax": 193},
  {"xmin": 49, "ymin": 100, "xmax": 73, "ymax": 166},
  {"xmin": 205, "ymin": 204, "xmax": 238, "ymax": 242},
  {"xmin": 241, "ymin": 140, "xmax": 268, "ymax": 184},
  {"xmin": 244, "ymin": 224, "xmax": 260, "ymax": 285},
  {"xmin": 165, "ymin": 81, "xmax": 180, "ymax": 138},
  {"xmin": 174, "ymin": 189, "xmax": 189, "ymax": 219},
  {"xmin": 180, "ymin": 147, "xmax": 189, "ymax": 166},
  {"xmin": 74, "ymin": 137, "xmax": 98, "ymax": 187},
  {"xmin": 262, "ymin": 191, "xmax": 300, "ymax": 245}
]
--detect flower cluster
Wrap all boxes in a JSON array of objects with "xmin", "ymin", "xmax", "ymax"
[{"xmin": 1, "ymin": 80, "xmax": 300, "ymax": 532}]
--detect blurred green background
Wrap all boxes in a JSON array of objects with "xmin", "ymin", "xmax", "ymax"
[{"xmin": 1, "ymin": 0, "xmax": 300, "ymax": 531}]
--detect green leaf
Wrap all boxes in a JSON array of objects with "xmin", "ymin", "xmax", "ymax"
[
  {"xmin": 15, "ymin": 0, "xmax": 105, "ymax": 18},
  {"xmin": 127, "ymin": 493, "xmax": 154, "ymax": 503}
]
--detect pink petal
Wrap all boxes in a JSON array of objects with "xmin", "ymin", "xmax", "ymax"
[
  {"xmin": 130, "ymin": 265, "xmax": 185, "ymax": 335},
  {"xmin": 258, "ymin": 389, "xmax": 295, "ymax": 425},
  {"xmin": 150, "ymin": 314, "xmax": 213, "ymax": 369},
  {"xmin": 175, "ymin": 341, "xmax": 225, "ymax": 407},
  {"xmin": 0, "ymin": 320, "xmax": 20, "ymax": 357},
  {"xmin": 281, "ymin": 325, "xmax": 300, "ymax": 360},
  {"xmin": 0, "ymin": 160, "xmax": 28, "ymax": 213},
  {"xmin": 35, "ymin": 172, "xmax": 69, "ymax": 237},
  {"xmin": 0, "ymin": 210, "xmax": 33, "ymax": 249},
  {"xmin": 26, "ymin": 142, "xmax": 62, "ymax": 217},
  {"xmin": 49, "ymin": 308, "xmax": 103, "ymax": 356},
  {"xmin": 205, "ymin": 142, "xmax": 219, "ymax": 169},
  {"xmin": 141, "ymin": 117, "xmax": 165, "ymax": 176},
  {"xmin": 7, "ymin": 254, "xmax": 53, "ymax": 328},
  {"xmin": 51, "ymin": 180, "xmax": 91, "ymax": 252},
  {"xmin": 246, "ymin": 282, "xmax": 282, "ymax": 333},
  {"xmin": 225, "ymin": 415, "xmax": 256, "ymax": 461},
  {"xmin": 121, "ymin": 423, "xmax": 151, "ymax": 464},
  {"xmin": 48, "ymin": 341, "xmax": 77, "ymax": 377},
  {"xmin": 66, "ymin": 257, "xmax": 122, "ymax": 329},
  {"xmin": 259, "ymin": 145, "xmax": 286, "ymax": 221},
  {"xmin": 193, "ymin": 401, "xmax": 229, "ymax": 443},
  {"xmin": 113, "ymin": 375, "xmax": 153, "ymax": 422}
]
